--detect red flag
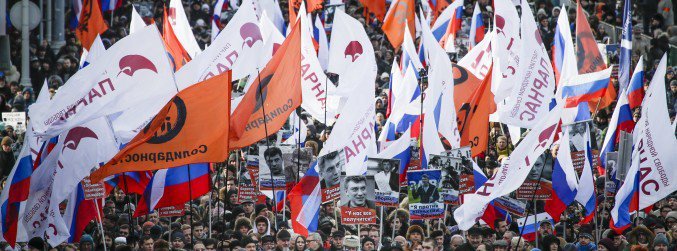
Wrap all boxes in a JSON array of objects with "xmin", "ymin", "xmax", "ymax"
[
  {"xmin": 381, "ymin": 0, "xmax": 415, "ymax": 49},
  {"xmin": 229, "ymin": 21, "xmax": 303, "ymax": 149},
  {"xmin": 75, "ymin": 0, "xmax": 109, "ymax": 49}
]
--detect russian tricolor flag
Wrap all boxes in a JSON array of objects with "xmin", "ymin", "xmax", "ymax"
[
  {"xmin": 103, "ymin": 171, "xmax": 153, "ymax": 195},
  {"xmin": 99, "ymin": 0, "xmax": 122, "ymax": 12},
  {"xmin": 134, "ymin": 164, "xmax": 210, "ymax": 217},
  {"xmin": 472, "ymin": 158, "xmax": 511, "ymax": 228},
  {"xmin": 469, "ymin": 2, "xmax": 484, "ymax": 48},
  {"xmin": 288, "ymin": 163, "xmax": 321, "ymax": 237},
  {"xmin": 544, "ymin": 131, "xmax": 578, "ymax": 222},
  {"xmin": 575, "ymin": 123, "xmax": 597, "ymax": 224},
  {"xmin": 617, "ymin": 0, "xmax": 632, "ymax": 95},
  {"xmin": 561, "ymin": 67, "xmax": 612, "ymax": 108},
  {"xmin": 63, "ymin": 183, "xmax": 102, "ymax": 243},
  {"xmin": 517, "ymin": 213, "xmax": 554, "ymax": 241},
  {"xmin": 0, "ymin": 140, "xmax": 34, "ymax": 247},
  {"xmin": 599, "ymin": 59, "xmax": 642, "ymax": 175},
  {"xmin": 610, "ymin": 168, "xmax": 640, "ymax": 233},
  {"xmin": 626, "ymin": 57, "xmax": 645, "ymax": 110}
]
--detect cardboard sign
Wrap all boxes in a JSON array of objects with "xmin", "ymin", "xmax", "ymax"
[
  {"xmin": 407, "ymin": 169, "xmax": 445, "ymax": 220},
  {"xmin": 340, "ymin": 175, "xmax": 377, "ymax": 224},
  {"xmin": 367, "ymin": 158, "xmax": 401, "ymax": 207},
  {"xmin": 81, "ymin": 176, "xmax": 105, "ymax": 200},
  {"xmin": 158, "ymin": 205, "xmax": 185, "ymax": 217},
  {"xmin": 2, "ymin": 112, "xmax": 26, "ymax": 133}
]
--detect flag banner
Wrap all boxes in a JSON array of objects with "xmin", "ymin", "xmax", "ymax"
[
  {"xmin": 318, "ymin": 150, "xmax": 345, "ymax": 202},
  {"xmin": 237, "ymin": 156, "xmax": 262, "ymax": 203},
  {"xmin": 460, "ymin": 66, "xmax": 495, "ymax": 157},
  {"xmin": 63, "ymin": 183, "xmax": 103, "ymax": 243},
  {"xmin": 429, "ymin": 155, "xmax": 467, "ymax": 205},
  {"xmin": 163, "ymin": 7, "xmax": 192, "ymax": 72},
  {"xmin": 517, "ymin": 212, "xmax": 553, "ymax": 242},
  {"xmin": 168, "ymin": 0, "xmax": 202, "ymax": 57},
  {"xmin": 359, "ymin": 0, "xmax": 386, "ymax": 21},
  {"xmin": 498, "ymin": 0, "xmax": 555, "ymax": 128},
  {"xmin": 89, "ymin": 72, "xmax": 232, "ymax": 183},
  {"xmin": 515, "ymin": 151, "xmax": 555, "ymax": 200},
  {"xmin": 174, "ymin": 3, "xmax": 260, "ymax": 88},
  {"xmin": 469, "ymin": 2, "xmax": 485, "ymax": 47},
  {"xmin": 228, "ymin": 21, "xmax": 302, "ymax": 149},
  {"xmin": 80, "ymin": 176, "xmax": 105, "ymax": 200},
  {"xmin": 75, "ymin": 0, "xmax": 109, "ymax": 50},
  {"xmin": 611, "ymin": 55, "xmax": 677, "ymax": 230},
  {"xmin": 575, "ymin": 2, "xmax": 607, "ymax": 74},
  {"xmin": 29, "ymin": 25, "xmax": 176, "ymax": 138},
  {"xmin": 300, "ymin": 14, "xmax": 338, "ymax": 125},
  {"xmin": 491, "ymin": 0, "xmax": 521, "ymax": 102},
  {"xmin": 366, "ymin": 158, "xmax": 401, "ymax": 207},
  {"xmin": 454, "ymin": 103, "xmax": 561, "ymax": 230},
  {"xmin": 212, "ymin": 0, "xmax": 226, "ymax": 41},
  {"xmin": 407, "ymin": 169, "xmax": 445, "ymax": 220},
  {"xmin": 493, "ymin": 195, "xmax": 527, "ymax": 217},
  {"xmin": 375, "ymin": 128, "xmax": 413, "ymax": 187},
  {"xmin": 130, "ymin": 6, "xmax": 147, "ymax": 33},
  {"xmin": 340, "ymin": 175, "xmax": 377, "ymax": 224},
  {"xmin": 458, "ymin": 32, "xmax": 493, "ymax": 80},
  {"xmin": 381, "ymin": 0, "xmax": 415, "ymax": 49},
  {"xmin": 258, "ymin": 146, "xmax": 288, "ymax": 197},
  {"xmin": 288, "ymin": 163, "xmax": 322, "ymax": 237}
]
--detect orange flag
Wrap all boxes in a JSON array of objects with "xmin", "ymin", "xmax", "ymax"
[
  {"xmin": 359, "ymin": 0, "xmax": 387, "ymax": 22},
  {"xmin": 75, "ymin": 0, "xmax": 109, "ymax": 50},
  {"xmin": 434, "ymin": 0, "xmax": 450, "ymax": 22},
  {"xmin": 575, "ymin": 2, "xmax": 615, "ymax": 110},
  {"xmin": 459, "ymin": 66, "xmax": 496, "ymax": 158},
  {"xmin": 452, "ymin": 64, "xmax": 483, "ymax": 110},
  {"xmin": 89, "ymin": 72, "xmax": 232, "ymax": 182},
  {"xmin": 381, "ymin": 0, "xmax": 415, "ymax": 49},
  {"xmin": 307, "ymin": 0, "xmax": 324, "ymax": 13},
  {"xmin": 163, "ymin": 7, "xmax": 191, "ymax": 72},
  {"xmin": 229, "ymin": 21, "xmax": 303, "ymax": 149}
]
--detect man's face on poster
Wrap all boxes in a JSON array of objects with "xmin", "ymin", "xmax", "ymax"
[
  {"xmin": 422, "ymin": 176, "xmax": 430, "ymax": 186},
  {"xmin": 382, "ymin": 161, "xmax": 392, "ymax": 172},
  {"xmin": 346, "ymin": 179, "xmax": 367, "ymax": 206},
  {"xmin": 529, "ymin": 156, "xmax": 545, "ymax": 180},
  {"xmin": 266, "ymin": 153, "xmax": 283, "ymax": 175},
  {"xmin": 321, "ymin": 156, "xmax": 341, "ymax": 187}
]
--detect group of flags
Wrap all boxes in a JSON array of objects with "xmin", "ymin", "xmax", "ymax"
[{"xmin": 1, "ymin": 0, "xmax": 675, "ymax": 246}]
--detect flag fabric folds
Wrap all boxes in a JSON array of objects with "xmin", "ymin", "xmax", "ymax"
[
  {"xmin": 134, "ymin": 164, "xmax": 211, "ymax": 217},
  {"xmin": 381, "ymin": 0, "xmax": 415, "ymax": 49},
  {"xmin": 617, "ymin": 0, "xmax": 633, "ymax": 94},
  {"xmin": 229, "ymin": 21, "xmax": 302, "ymax": 149},
  {"xmin": 63, "ymin": 183, "xmax": 102, "ymax": 243},
  {"xmin": 288, "ymin": 163, "xmax": 321, "ymax": 237},
  {"xmin": 561, "ymin": 68, "xmax": 612, "ymax": 108},
  {"xmin": 469, "ymin": 2, "xmax": 485, "ymax": 48},
  {"xmin": 89, "ymin": 72, "xmax": 232, "ymax": 182},
  {"xmin": 75, "ymin": 0, "xmax": 109, "ymax": 50}
]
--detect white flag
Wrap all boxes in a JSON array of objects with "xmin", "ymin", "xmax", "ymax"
[
  {"xmin": 454, "ymin": 103, "xmax": 562, "ymax": 230},
  {"xmin": 491, "ymin": 0, "xmax": 521, "ymax": 103},
  {"xmin": 174, "ymin": 3, "xmax": 260, "ymax": 89},
  {"xmin": 28, "ymin": 26, "xmax": 176, "ymax": 138},
  {"xmin": 498, "ymin": 0, "xmax": 555, "ymax": 128},
  {"xmin": 458, "ymin": 31, "xmax": 493, "ymax": 80},
  {"xmin": 129, "ymin": 6, "xmax": 146, "ymax": 34}
]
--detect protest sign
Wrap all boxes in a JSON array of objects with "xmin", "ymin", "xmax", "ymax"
[
  {"xmin": 1, "ymin": 112, "xmax": 26, "ymax": 133},
  {"xmin": 80, "ymin": 177, "xmax": 105, "ymax": 200},
  {"xmin": 408, "ymin": 139, "xmax": 421, "ymax": 172},
  {"xmin": 237, "ymin": 155, "xmax": 261, "ymax": 203},
  {"xmin": 158, "ymin": 205, "xmax": 185, "ymax": 217},
  {"xmin": 340, "ymin": 175, "xmax": 377, "ymax": 224},
  {"xmin": 429, "ymin": 155, "xmax": 466, "ymax": 205},
  {"xmin": 258, "ymin": 146, "xmax": 287, "ymax": 197},
  {"xmin": 516, "ymin": 151, "xmax": 554, "ymax": 200},
  {"xmin": 366, "ymin": 158, "xmax": 400, "ymax": 207},
  {"xmin": 281, "ymin": 146, "xmax": 314, "ymax": 184},
  {"xmin": 605, "ymin": 152, "xmax": 619, "ymax": 196},
  {"xmin": 318, "ymin": 150, "xmax": 345, "ymax": 202},
  {"xmin": 493, "ymin": 196, "xmax": 527, "ymax": 217},
  {"xmin": 407, "ymin": 169, "xmax": 445, "ymax": 220},
  {"xmin": 444, "ymin": 146, "xmax": 476, "ymax": 194}
]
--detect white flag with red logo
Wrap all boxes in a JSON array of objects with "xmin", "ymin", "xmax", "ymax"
[
  {"xmin": 28, "ymin": 25, "xmax": 176, "ymax": 138},
  {"xmin": 454, "ymin": 103, "xmax": 562, "ymax": 230},
  {"xmin": 174, "ymin": 3, "xmax": 261, "ymax": 89},
  {"xmin": 497, "ymin": 0, "xmax": 555, "ymax": 128},
  {"xmin": 23, "ymin": 117, "xmax": 119, "ymax": 246},
  {"xmin": 321, "ymin": 10, "xmax": 376, "ymax": 175},
  {"xmin": 129, "ymin": 6, "xmax": 147, "ymax": 34},
  {"xmin": 327, "ymin": 9, "xmax": 377, "ymax": 97},
  {"xmin": 491, "ymin": 0, "xmax": 521, "ymax": 103}
]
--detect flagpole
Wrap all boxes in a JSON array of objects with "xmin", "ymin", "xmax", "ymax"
[
  {"xmin": 297, "ymin": 111, "xmax": 302, "ymax": 183},
  {"xmin": 516, "ymin": 147, "xmax": 552, "ymax": 247},
  {"xmin": 120, "ymin": 173, "xmax": 134, "ymax": 237},
  {"xmin": 187, "ymin": 164, "xmax": 195, "ymax": 248},
  {"xmin": 379, "ymin": 206, "xmax": 384, "ymax": 249},
  {"xmin": 94, "ymin": 198, "xmax": 108, "ymax": 251},
  {"xmin": 208, "ymin": 164, "xmax": 213, "ymax": 239},
  {"xmin": 255, "ymin": 67, "xmax": 278, "ymax": 230}
]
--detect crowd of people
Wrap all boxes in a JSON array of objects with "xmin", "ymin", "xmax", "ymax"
[{"xmin": 0, "ymin": 0, "xmax": 675, "ymax": 250}]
